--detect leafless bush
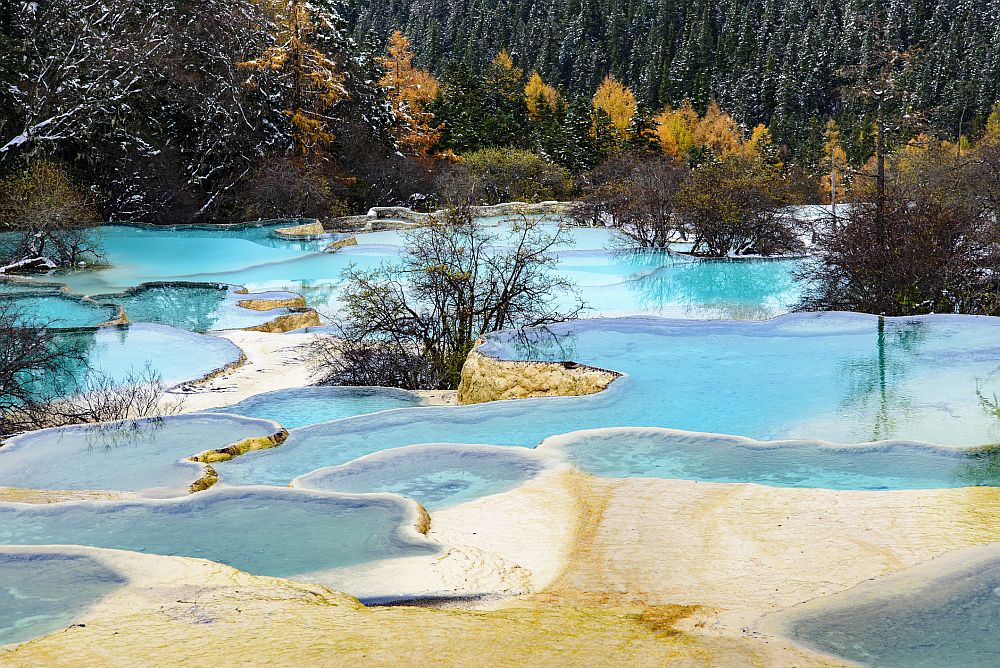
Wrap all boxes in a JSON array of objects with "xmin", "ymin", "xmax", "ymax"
[
  {"xmin": 437, "ymin": 148, "xmax": 572, "ymax": 205},
  {"xmin": 323, "ymin": 206, "xmax": 581, "ymax": 389},
  {"xmin": 0, "ymin": 301, "xmax": 84, "ymax": 434},
  {"xmin": 236, "ymin": 156, "xmax": 346, "ymax": 221},
  {"xmin": 58, "ymin": 364, "xmax": 185, "ymax": 424},
  {"xmin": 575, "ymin": 153, "xmax": 688, "ymax": 248},
  {"xmin": 311, "ymin": 332, "xmax": 443, "ymax": 389},
  {"xmin": 675, "ymin": 156, "xmax": 801, "ymax": 257},
  {"xmin": 1, "ymin": 302, "xmax": 184, "ymax": 435},
  {"xmin": 0, "ymin": 161, "xmax": 102, "ymax": 271}
]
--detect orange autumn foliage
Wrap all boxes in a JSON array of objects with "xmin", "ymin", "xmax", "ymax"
[
  {"xmin": 377, "ymin": 31, "xmax": 441, "ymax": 155},
  {"xmin": 240, "ymin": 0, "xmax": 348, "ymax": 156}
]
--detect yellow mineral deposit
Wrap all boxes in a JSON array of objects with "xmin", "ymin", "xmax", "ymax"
[{"xmin": 456, "ymin": 350, "xmax": 618, "ymax": 404}]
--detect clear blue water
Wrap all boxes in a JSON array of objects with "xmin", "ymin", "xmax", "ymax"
[
  {"xmin": 212, "ymin": 386, "xmax": 424, "ymax": 429},
  {"xmin": 214, "ymin": 313, "xmax": 1000, "ymax": 489},
  {"xmin": 293, "ymin": 444, "xmax": 549, "ymax": 510},
  {"xmin": 0, "ymin": 279, "xmax": 64, "ymax": 294},
  {"xmin": 557, "ymin": 252, "xmax": 802, "ymax": 319},
  {"xmin": 0, "ymin": 487, "xmax": 438, "ymax": 578},
  {"xmin": 0, "ymin": 414, "xmax": 283, "ymax": 496},
  {"xmin": 13, "ymin": 221, "xmax": 802, "ymax": 322},
  {"xmin": 1, "ymin": 293, "xmax": 118, "ymax": 328},
  {"xmin": 51, "ymin": 323, "xmax": 243, "ymax": 392},
  {"xmin": 543, "ymin": 428, "xmax": 1000, "ymax": 490},
  {"xmin": 780, "ymin": 544, "xmax": 1000, "ymax": 667},
  {"xmin": 93, "ymin": 283, "xmax": 299, "ymax": 332},
  {"xmin": 0, "ymin": 551, "xmax": 126, "ymax": 646},
  {"xmin": 47, "ymin": 223, "xmax": 332, "ymax": 295}
]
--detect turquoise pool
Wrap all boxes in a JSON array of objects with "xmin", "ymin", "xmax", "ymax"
[
  {"xmin": 293, "ymin": 444, "xmax": 551, "ymax": 510},
  {"xmin": 542, "ymin": 428, "xmax": 1000, "ymax": 490},
  {"xmin": 0, "ymin": 487, "xmax": 438, "ymax": 579},
  {"xmin": 2, "ymin": 293, "xmax": 118, "ymax": 328},
  {"xmin": 47, "ymin": 324, "xmax": 243, "ymax": 394},
  {"xmin": 214, "ymin": 313, "xmax": 1000, "ymax": 489},
  {"xmin": 772, "ymin": 543, "xmax": 1000, "ymax": 667},
  {"xmin": 211, "ymin": 386, "xmax": 425, "ymax": 429},
  {"xmin": 0, "ymin": 414, "xmax": 283, "ymax": 496},
  {"xmin": 0, "ymin": 551, "xmax": 126, "ymax": 646},
  {"xmin": 11, "ymin": 221, "xmax": 803, "ymax": 323},
  {"xmin": 94, "ymin": 283, "xmax": 302, "ymax": 332}
]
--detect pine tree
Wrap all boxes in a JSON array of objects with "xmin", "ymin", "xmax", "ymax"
[
  {"xmin": 240, "ymin": 0, "xmax": 351, "ymax": 157},
  {"xmin": 377, "ymin": 31, "xmax": 441, "ymax": 155}
]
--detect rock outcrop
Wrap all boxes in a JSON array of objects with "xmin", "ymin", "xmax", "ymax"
[
  {"xmin": 273, "ymin": 221, "xmax": 326, "ymax": 237},
  {"xmin": 242, "ymin": 309, "xmax": 321, "ymax": 333},
  {"xmin": 456, "ymin": 349, "xmax": 619, "ymax": 405},
  {"xmin": 325, "ymin": 236, "xmax": 358, "ymax": 252}
]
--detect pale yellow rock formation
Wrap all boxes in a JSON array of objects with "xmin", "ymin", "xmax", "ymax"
[
  {"xmin": 0, "ymin": 487, "xmax": 134, "ymax": 504},
  {"xmin": 0, "ymin": 546, "xmax": 836, "ymax": 666},
  {"xmin": 274, "ymin": 221, "xmax": 326, "ymax": 237},
  {"xmin": 241, "ymin": 308, "xmax": 321, "ymax": 333},
  {"xmin": 237, "ymin": 295, "xmax": 307, "ymax": 310},
  {"xmin": 457, "ymin": 350, "xmax": 618, "ymax": 404},
  {"xmin": 544, "ymin": 473, "xmax": 1000, "ymax": 632},
  {"xmin": 325, "ymin": 235, "xmax": 359, "ymax": 251},
  {"xmin": 96, "ymin": 303, "xmax": 129, "ymax": 326}
]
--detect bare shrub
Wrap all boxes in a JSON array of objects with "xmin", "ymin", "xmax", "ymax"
[
  {"xmin": 575, "ymin": 153, "xmax": 687, "ymax": 248},
  {"xmin": 675, "ymin": 156, "xmax": 801, "ymax": 257},
  {"xmin": 319, "ymin": 207, "xmax": 581, "ymax": 389},
  {"xmin": 437, "ymin": 148, "xmax": 572, "ymax": 205},
  {"xmin": 0, "ymin": 160, "xmax": 101, "ymax": 272}
]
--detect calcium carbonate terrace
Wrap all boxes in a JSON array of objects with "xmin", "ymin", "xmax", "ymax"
[{"xmin": 3, "ymin": 211, "xmax": 1000, "ymax": 665}]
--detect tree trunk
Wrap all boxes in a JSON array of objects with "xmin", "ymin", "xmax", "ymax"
[{"xmin": 875, "ymin": 97, "xmax": 886, "ymax": 248}]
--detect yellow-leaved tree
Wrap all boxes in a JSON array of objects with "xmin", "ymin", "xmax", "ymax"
[
  {"xmin": 377, "ymin": 31, "xmax": 441, "ymax": 156},
  {"xmin": 691, "ymin": 101, "xmax": 742, "ymax": 158},
  {"xmin": 592, "ymin": 75, "xmax": 636, "ymax": 140},
  {"xmin": 743, "ymin": 124, "xmax": 782, "ymax": 169},
  {"xmin": 241, "ymin": 0, "xmax": 348, "ymax": 157},
  {"xmin": 653, "ymin": 101, "xmax": 698, "ymax": 158},
  {"xmin": 524, "ymin": 71, "xmax": 560, "ymax": 120}
]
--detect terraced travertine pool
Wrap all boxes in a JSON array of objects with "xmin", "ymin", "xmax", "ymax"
[
  {"xmin": 12, "ymin": 220, "xmax": 803, "ymax": 322},
  {"xmin": 4, "ymin": 211, "xmax": 1000, "ymax": 663},
  {"xmin": 0, "ymin": 551, "xmax": 127, "ymax": 646}
]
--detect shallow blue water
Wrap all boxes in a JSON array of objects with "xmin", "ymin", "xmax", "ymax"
[
  {"xmin": 0, "ymin": 551, "xmax": 126, "ymax": 646},
  {"xmin": 93, "ymin": 283, "xmax": 299, "ymax": 332},
  {"xmin": 0, "ymin": 414, "xmax": 282, "ymax": 495},
  {"xmin": 293, "ymin": 444, "xmax": 549, "ymax": 510},
  {"xmin": 0, "ymin": 487, "xmax": 438, "ymax": 578},
  {"xmin": 212, "ymin": 386, "xmax": 424, "ymax": 429},
  {"xmin": 215, "ymin": 313, "xmax": 1000, "ymax": 489},
  {"xmin": 48, "ymin": 323, "xmax": 242, "ymax": 393},
  {"xmin": 48, "ymin": 223, "xmax": 332, "ymax": 295},
  {"xmin": 544, "ymin": 428, "xmax": 1000, "ymax": 490},
  {"xmin": 21, "ymin": 222, "xmax": 803, "ymax": 322},
  {"xmin": 1, "ymin": 293, "xmax": 118, "ymax": 328},
  {"xmin": 781, "ymin": 544, "xmax": 1000, "ymax": 667}
]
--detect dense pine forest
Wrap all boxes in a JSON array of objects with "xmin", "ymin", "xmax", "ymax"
[
  {"xmin": 348, "ymin": 0, "xmax": 1000, "ymax": 164},
  {"xmin": 2, "ymin": 0, "xmax": 998, "ymax": 226}
]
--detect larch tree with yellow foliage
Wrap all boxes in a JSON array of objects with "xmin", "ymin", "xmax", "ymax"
[
  {"xmin": 691, "ymin": 101, "xmax": 742, "ymax": 159},
  {"xmin": 241, "ymin": 0, "xmax": 350, "ymax": 157},
  {"xmin": 592, "ymin": 76, "xmax": 636, "ymax": 142},
  {"xmin": 524, "ymin": 71, "xmax": 561, "ymax": 121},
  {"xmin": 743, "ymin": 124, "xmax": 781, "ymax": 169},
  {"xmin": 377, "ymin": 31, "xmax": 441, "ymax": 156},
  {"xmin": 653, "ymin": 101, "xmax": 698, "ymax": 159}
]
